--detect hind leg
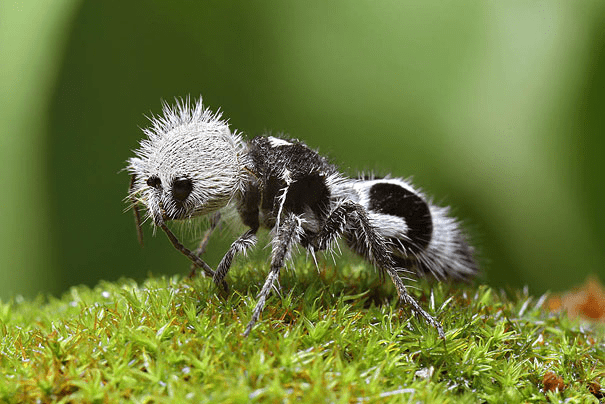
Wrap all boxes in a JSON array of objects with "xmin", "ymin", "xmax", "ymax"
[{"xmin": 313, "ymin": 201, "xmax": 445, "ymax": 338}]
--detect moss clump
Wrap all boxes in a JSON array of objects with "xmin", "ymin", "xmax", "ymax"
[{"xmin": 0, "ymin": 258, "xmax": 603, "ymax": 403}]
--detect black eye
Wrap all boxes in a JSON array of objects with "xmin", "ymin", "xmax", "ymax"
[
  {"xmin": 172, "ymin": 178, "xmax": 193, "ymax": 202},
  {"xmin": 147, "ymin": 175, "xmax": 161, "ymax": 189}
]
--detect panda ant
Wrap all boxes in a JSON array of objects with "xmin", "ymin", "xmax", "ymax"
[{"xmin": 126, "ymin": 97, "xmax": 477, "ymax": 338}]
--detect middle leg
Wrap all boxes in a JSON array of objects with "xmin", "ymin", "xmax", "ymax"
[
  {"xmin": 213, "ymin": 229, "xmax": 258, "ymax": 293},
  {"xmin": 243, "ymin": 214, "xmax": 302, "ymax": 336}
]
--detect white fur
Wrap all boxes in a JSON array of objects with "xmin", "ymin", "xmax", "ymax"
[
  {"xmin": 267, "ymin": 136, "xmax": 293, "ymax": 147},
  {"xmin": 341, "ymin": 177, "xmax": 476, "ymax": 280},
  {"xmin": 127, "ymin": 97, "xmax": 250, "ymax": 225}
]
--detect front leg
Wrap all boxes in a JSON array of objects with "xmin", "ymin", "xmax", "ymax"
[
  {"xmin": 160, "ymin": 224, "xmax": 216, "ymax": 279},
  {"xmin": 243, "ymin": 214, "xmax": 302, "ymax": 337},
  {"xmin": 313, "ymin": 201, "xmax": 445, "ymax": 339}
]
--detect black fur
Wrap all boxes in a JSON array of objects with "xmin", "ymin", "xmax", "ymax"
[{"xmin": 368, "ymin": 182, "xmax": 433, "ymax": 251}]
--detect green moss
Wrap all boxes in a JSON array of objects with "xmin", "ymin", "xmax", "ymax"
[{"xmin": 0, "ymin": 258, "xmax": 603, "ymax": 403}]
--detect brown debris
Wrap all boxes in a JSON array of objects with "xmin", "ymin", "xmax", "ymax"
[
  {"xmin": 588, "ymin": 381, "xmax": 604, "ymax": 399},
  {"xmin": 543, "ymin": 371, "xmax": 566, "ymax": 393},
  {"xmin": 548, "ymin": 276, "xmax": 605, "ymax": 322}
]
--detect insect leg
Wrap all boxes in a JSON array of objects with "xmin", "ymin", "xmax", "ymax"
[
  {"xmin": 160, "ymin": 223, "xmax": 216, "ymax": 279},
  {"xmin": 243, "ymin": 214, "xmax": 301, "ymax": 337},
  {"xmin": 315, "ymin": 201, "xmax": 390, "ymax": 264},
  {"xmin": 315, "ymin": 201, "xmax": 445, "ymax": 338},
  {"xmin": 189, "ymin": 211, "xmax": 222, "ymax": 278},
  {"xmin": 213, "ymin": 229, "xmax": 258, "ymax": 291},
  {"xmin": 384, "ymin": 264, "xmax": 445, "ymax": 338}
]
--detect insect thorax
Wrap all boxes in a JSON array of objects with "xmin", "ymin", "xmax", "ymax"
[{"xmin": 237, "ymin": 136, "xmax": 339, "ymax": 232}]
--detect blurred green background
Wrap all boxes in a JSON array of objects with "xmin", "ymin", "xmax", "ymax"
[{"xmin": 1, "ymin": 0, "xmax": 604, "ymax": 300}]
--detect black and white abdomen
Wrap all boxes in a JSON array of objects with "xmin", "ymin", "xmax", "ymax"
[{"xmin": 345, "ymin": 178, "xmax": 477, "ymax": 281}]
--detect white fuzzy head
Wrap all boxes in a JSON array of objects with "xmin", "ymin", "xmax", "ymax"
[{"xmin": 127, "ymin": 97, "xmax": 248, "ymax": 226}]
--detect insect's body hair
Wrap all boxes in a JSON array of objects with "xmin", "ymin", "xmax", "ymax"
[
  {"xmin": 334, "ymin": 178, "xmax": 476, "ymax": 281},
  {"xmin": 128, "ymin": 98, "xmax": 250, "ymax": 225},
  {"xmin": 127, "ymin": 97, "xmax": 478, "ymax": 338}
]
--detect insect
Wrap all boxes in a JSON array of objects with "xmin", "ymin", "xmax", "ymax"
[{"xmin": 126, "ymin": 97, "xmax": 478, "ymax": 338}]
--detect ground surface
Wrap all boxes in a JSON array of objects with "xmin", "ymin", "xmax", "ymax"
[{"xmin": 1, "ymin": 258, "xmax": 604, "ymax": 403}]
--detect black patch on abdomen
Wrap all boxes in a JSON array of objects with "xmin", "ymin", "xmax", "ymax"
[{"xmin": 368, "ymin": 182, "xmax": 433, "ymax": 251}]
